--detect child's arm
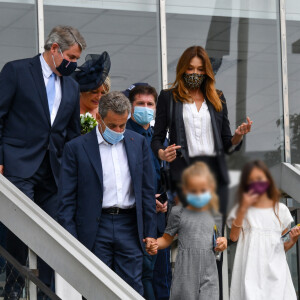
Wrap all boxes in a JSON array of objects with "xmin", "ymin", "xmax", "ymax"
[
  {"xmin": 230, "ymin": 191, "xmax": 259, "ymax": 242},
  {"xmin": 157, "ymin": 233, "xmax": 175, "ymax": 250},
  {"xmin": 284, "ymin": 226, "xmax": 300, "ymax": 252},
  {"xmin": 145, "ymin": 233, "xmax": 175, "ymax": 255}
]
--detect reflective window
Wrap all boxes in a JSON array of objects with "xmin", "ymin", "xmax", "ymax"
[
  {"xmin": 166, "ymin": 0, "xmax": 283, "ymax": 169},
  {"xmin": 0, "ymin": 1, "xmax": 37, "ymax": 69},
  {"xmin": 44, "ymin": 1, "xmax": 160, "ymax": 92},
  {"xmin": 286, "ymin": 3, "xmax": 300, "ymax": 163}
]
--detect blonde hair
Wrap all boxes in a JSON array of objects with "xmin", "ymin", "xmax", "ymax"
[
  {"xmin": 182, "ymin": 162, "xmax": 219, "ymax": 212},
  {"xmin": 170, "ymin": 46, "xmax": 223, "ymax": 112},
  {"xmin": 103, "ymin": 75, "xmax": 111, "ymax": 94}
]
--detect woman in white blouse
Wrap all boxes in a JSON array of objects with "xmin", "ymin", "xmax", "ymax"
[
  {"xmin": 151, "ymin": 45, "xmax": 252, "ymax": 300},
  {"xmin": 151, "ymin": 45, "xmax": 252, "ymax": 213}
]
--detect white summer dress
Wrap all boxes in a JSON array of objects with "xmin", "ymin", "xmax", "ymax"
[{"xmin": 227, "ymin": 203, "xmax": 297, "ymax": 300}]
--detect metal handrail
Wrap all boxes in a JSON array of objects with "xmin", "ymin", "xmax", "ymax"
[
  {"xmin": 0, "ymin": 175, "xmax": 144, "ymax": 300},
  {"xmin": 0, "ymin": 245, "xmax": 61, "ymax": 300}
]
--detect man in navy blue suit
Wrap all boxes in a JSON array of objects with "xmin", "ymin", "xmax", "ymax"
[
  {"xmin": 0, "ymin": 25, "xmax": 86, "ymax": 299},
  {"xmin": 58, "ymin": 91, "xmax": 157, "ymax": 296}
]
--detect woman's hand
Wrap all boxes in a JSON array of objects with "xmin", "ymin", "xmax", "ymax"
[
  {"xmin": 158, "ymin": 144, "xmax": 181, "ymax": 162},
  {"xmin": 232, "ymin": 117, "xmax": 253, "ymax": 145},
  {"xmin": 215, "ymin": 237, "xmax": 227, "ymax": 252}
]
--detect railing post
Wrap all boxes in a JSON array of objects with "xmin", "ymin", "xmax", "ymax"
[{"xmin": 28, "ymin": 248, "xmax": 37, "ymax": 300}]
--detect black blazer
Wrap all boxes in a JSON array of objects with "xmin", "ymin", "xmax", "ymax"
[
  {"xmin": 57, "ymin": 128, "xmax": 157, "ymax": 251},
  {"xmin": 151, "ymin": 89, "xmax": 242, "ymax": 184},
  {"xmin": 0, "ymin": 54, "xmax": 80, "ymax": 184}
]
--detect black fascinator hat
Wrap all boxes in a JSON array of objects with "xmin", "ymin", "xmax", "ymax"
[{"xmin": 72, "ymin": 52, "xmax": 111, "ymax": 92}]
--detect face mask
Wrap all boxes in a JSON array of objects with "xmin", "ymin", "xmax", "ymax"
[
  {"xmin": 183, "ymin": 73, "xmax": 206, "ymax": 89},
  {"xmin": 100, "ymin": 119, "xmax": 124, "ymax": 145},
  {"xmin": 52, "ymin": 48, "xmax": 77, "ymax": 76},
  {"xmin": 186, "ymin": 191, "xmax": 212, "ymax": 208},
  {"xmin": 247, "ymin": 181, "xmax": 270, "ymax": 195},
  {"xmin": 133, "ymin": 106, "xmax": 155, "ymax": 126}
]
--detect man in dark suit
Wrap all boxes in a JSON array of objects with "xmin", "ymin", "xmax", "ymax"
[
  {"xmin": 0, "ymin": 25, "xmax": 86, "ymax": 299},
  {"xmin": 58, "ymin": 91, "xmax": 157, "ymax": 296}
]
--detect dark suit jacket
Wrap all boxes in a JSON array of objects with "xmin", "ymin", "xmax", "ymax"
[
  {"xmin": 0, "ymin": 55, "xmax": 80, "ymax": 184},
  {"xmin": 57, "ymin": 128, "xmax": 157, "ymax": 251},
  {"xmin": 151, "ymin": 89, "xmax": 242, "ymax": 183}
]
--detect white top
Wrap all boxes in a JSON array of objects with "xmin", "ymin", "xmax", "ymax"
[
  {"xmin": 39, "ymin": 54, "xmax": 62, "ymax": 125},
  {"xmin": 227, "ymin": 203, "xmax": 296, "ymax": 300},
  {"xmin": 183, "ymin": 100, "xmax": 215, "ymax": 157},
  {"xmin": 96, "ymin": 126, "xmax": 135, "ymax": 209}
]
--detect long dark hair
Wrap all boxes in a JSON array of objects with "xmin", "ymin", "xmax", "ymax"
[
  {"xmin": 237, "ymin": 160, "xmax": 281, "ymax": 222},
  {"xmin": 169, "ymin": 46, "xmax": 223, "ymax": 112}
]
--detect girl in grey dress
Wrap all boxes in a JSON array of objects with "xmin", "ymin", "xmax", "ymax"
[{"xmin": 146, "ymin": 162, "xmax": 227, "ymax": 300}]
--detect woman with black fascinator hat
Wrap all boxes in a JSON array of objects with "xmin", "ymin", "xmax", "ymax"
[{"xmin": 72, "ymin": 52, "xmax": 111, "ymax": 118}]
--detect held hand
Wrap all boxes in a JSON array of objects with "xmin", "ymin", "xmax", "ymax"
[
  {"xmin": 0, "ymin": 165, "xmax": 3, "ymax": 175},
  {"xmin": 158, "ymin": 144, "xmax": 181, "ymax": 162},
  {"xmin": 289, "ymin": 226, "xmax": 300, "ymax": 242},
  {"xmin": 215, "ymin": 237, "xmax": 227, "ymax": 252},
  {"xmin": 235, "ymin": 117, "xmax": 253, "ymax": 136},
  {"xmin": 144, "ymin": 239, "xmax": 158, "ymax": 255},
  {"xmin": 241, "ymin": 191, "xmax": 259, "ymax": 210},
  {"xmin": 156, "ymin": 200, "xmax": 164, "ymax": 213}
]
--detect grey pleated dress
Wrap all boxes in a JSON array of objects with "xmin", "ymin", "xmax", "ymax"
[{"xmin": 165, "ymin": 206, "xmax": 219, "ymax": 300}]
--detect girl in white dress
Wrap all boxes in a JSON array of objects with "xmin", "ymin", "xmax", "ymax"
[{"xmin": 227, "ymin": 160, "xmax": 300, "ymax": 300}]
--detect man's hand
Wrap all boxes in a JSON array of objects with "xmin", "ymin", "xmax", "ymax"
[
  {"xmin": 156, "ymin": 199, "xmax": 168, "ymax": 213},
  {"xmin": 0, "ymin": 165, "xmax": 4, "ymax": 175}
]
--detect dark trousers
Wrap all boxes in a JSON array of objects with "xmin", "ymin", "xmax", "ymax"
[
  {"xmin": 142, "ymin": 253, "xmax": 157, "ymax": 300},
  {"xmin": 153, "ymin": 247, "xmax": 172, "ymax": 300},
  {"xmin": 92, "ymin": 212, "xmax": 144, "ymax": 295},
  {"xmin": 4, "ymin": 152, "xmax": 57, "ymax": 297}
]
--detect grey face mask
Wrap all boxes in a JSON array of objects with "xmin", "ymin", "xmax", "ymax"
[{"xmin": 183, "ymin": 73, "xmax": 206, "ymax": 89}]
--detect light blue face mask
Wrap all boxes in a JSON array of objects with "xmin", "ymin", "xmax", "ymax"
[
  {"xmin": 186, "ymin": 191, "xmax": 212, "ymax": 208},
  {"xmin": 100, "ymin": 119, "xmax": 125, "ymax": 145},
  {"xmin": 133, "ymin": 106, "xmax": 155, "ymax": 126}
]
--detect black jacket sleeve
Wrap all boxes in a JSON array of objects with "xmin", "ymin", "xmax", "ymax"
[
  {"xmin": 220, "ymin": 92, "xmax": 242, "ymax": 154},
  {"xmin": 151, "ymin": 90, "xmax": 169, "ymax": 157}
]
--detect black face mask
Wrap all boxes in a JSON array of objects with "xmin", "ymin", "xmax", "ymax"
[
  {"xmin": 52, "ymin": 49, "xmax": 77, "ymax": 76},
  {"xmin": 183, "ymin": 73, "xmax": 206, "ymax": 89}
]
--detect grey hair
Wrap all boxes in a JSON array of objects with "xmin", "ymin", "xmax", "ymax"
[
  {"xmin": 44, "ymin": 25, "xmax": 86, "ymax": 51},
  {"xmin": 98, "ymin": 91, "xmax": 131, "ymax": 119}
]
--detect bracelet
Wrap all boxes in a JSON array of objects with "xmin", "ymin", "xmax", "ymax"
[{"xmin": 232, "ymin": 220, "xmax": 243, "ymax": 228}]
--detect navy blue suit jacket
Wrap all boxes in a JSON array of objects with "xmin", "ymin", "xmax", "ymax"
[
  {"xmin": 57, "ymin": 128, "xmax": 157, "ymax": 251},
  {"xmin": 0, "ymin": 54, "xmax": 80, "ymax": 184}
]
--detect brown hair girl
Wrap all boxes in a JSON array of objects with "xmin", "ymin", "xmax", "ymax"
[
  {"xmin": 237, "ymin": 160, "xmax": 281, "ymax": 221},
  {"xmin": 170, "ymin": 46, "xmax": 223, "ymax": 112}
]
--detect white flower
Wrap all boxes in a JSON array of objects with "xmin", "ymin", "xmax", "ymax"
[{"xmin": 85, "ymin": 112, "xmax": 92, "ymax": 117}]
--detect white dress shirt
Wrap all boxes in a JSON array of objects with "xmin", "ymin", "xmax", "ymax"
[
  {"xmin": 183, "ymin": 100, "xmax": 216, "ymax": 157},
  {"xmin": 39, "ymin": 54, "xmax": 62, "ymax": 125},
  {"xmin": 96, "ymin": 126, "xmax": 135, "ymax": 209}
]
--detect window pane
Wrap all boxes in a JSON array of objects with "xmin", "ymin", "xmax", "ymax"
[
  {"xmin": 44, "ymin": 2, "xmax": 160, "ymax": 91},
  {"xmin": 286, "ymin": 2, "xmax": 300, "ymax": 164},
  {"xmin": 0, "ymin": 1, "xmax": 37, "ymax": 69},
  {"xmin": 166, "ymin": 0, "xmax": 283, "ymax": 169}
]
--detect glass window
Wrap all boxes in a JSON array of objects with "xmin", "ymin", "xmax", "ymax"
[
  {"xmin": 44, "ymin": 1, "xmax": 160, "ymax": 92},
  {"xmin": 166, "ymin": 0, "xmax": 283, "ymax": 169},
  {"xmin": 0, "ymin": 1, "xmax": 37, "ymax": 69},
  {"xmin": 286, "ymin": 1, "xmax": 300, "ymax": 163}
]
